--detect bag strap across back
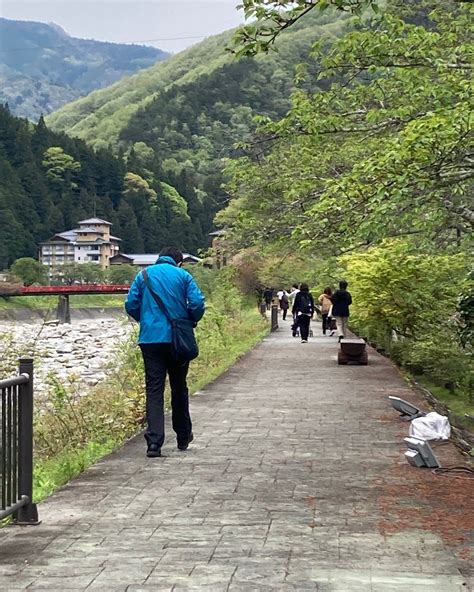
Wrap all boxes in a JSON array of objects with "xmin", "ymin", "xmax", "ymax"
[{"xmin": 142, "ymin": 268, "xmax": 173, "ymax": 324}]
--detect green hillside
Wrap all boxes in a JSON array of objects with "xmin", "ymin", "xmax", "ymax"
[
  {"xmin": 0, "ymin": 18, "xmax": 168, "ymax": 121},
  {"xmin": 48, "ymin": 12, "xmax": 347, "ymax": 150},
  {"xmin": 47, "ymin": 10, "xmax": 349, "ymax": 238}
]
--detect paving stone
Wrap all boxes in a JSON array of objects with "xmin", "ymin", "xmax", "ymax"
[{"xmin": 0, "ymin": 322, "xmax": 471, "ymax": 590}]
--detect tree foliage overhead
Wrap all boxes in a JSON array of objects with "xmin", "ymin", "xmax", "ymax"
[
  {"xmin": 219, "ymin": 1, "xmax": 473, "ymax": 254},
  {"xmin": 232, "ymin": 0, "xmax": 375, "ymax": 56}
]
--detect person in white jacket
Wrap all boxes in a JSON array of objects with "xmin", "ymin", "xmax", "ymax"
[{"xmin": 288, "ymin": 284, "xmax": 300, "ymax": 321}]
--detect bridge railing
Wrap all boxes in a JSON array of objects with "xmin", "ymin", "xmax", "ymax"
[{"xmin": 0, "ymin": 359, "xmax": 39, "ymax": 524}]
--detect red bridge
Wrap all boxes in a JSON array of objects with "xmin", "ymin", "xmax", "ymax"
[{"xmin": 1, "ymin": 284, "xmax": 130, "ymax": 297}]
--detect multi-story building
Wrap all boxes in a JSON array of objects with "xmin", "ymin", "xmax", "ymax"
[{"xmin": 39, "ymin": 218, "xmax": 121, "ymax": 272}]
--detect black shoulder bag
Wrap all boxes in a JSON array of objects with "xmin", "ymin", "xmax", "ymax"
[{"xmin": 142, "ymin": 269, "xmax": 199, "ymax": 363}]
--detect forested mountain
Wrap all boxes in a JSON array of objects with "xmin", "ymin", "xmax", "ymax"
[
  {"xmin": 0, "ymin": 18, "xmax": 168, "ymax": 120},
  {"xmin": 47, "ymin": 10, "xmax": 350, "ymax": 229},
  {"xmin": 0, "ymin": 105, "xmax": 210, "ymax": 269}
]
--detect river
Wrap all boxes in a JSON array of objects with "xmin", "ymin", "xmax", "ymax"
[{"xmin": 0, "ymin": 309, "xmax": 135, "ymax": 405}]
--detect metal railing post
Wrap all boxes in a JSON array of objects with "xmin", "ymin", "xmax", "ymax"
[
  {"xmin": 271, "ymin": 304, "xmax": 279, "ymax": 332},
  {"xmin": 14, "ymin": 359, "xmax": 39, "ymax": 525}
]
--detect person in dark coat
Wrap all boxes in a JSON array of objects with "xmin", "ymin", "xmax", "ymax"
[
  {"xmin": 292, "ymin": 283, "xmax": 315, "ymax": 343},
  {"xmin": 280, "ymin": 290, "xmax": 290, "ymax": 320},
  {"xmin": 263, "ymin": 287, "xmax": 273, "ymax": 311},
  {"xmin": 331, "ymin": 280, "xmax": 352, "ymax": 340}
]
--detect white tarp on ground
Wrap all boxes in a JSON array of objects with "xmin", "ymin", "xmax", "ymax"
[{"xmin": 409, "ymin": 411, "xmax": 451, "ymax": 441}]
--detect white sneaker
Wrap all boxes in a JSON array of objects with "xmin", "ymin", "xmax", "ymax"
[{"xmin": 301, "ymin": 339, "xmax": 308, "ymax": 343}]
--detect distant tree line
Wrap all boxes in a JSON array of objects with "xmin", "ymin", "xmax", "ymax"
[
  {"xmin": 8, "ymin": 257, "xmax": 138, "ymax": 286},
  {"xmin": 0, "ymin": 104, "xmax": 212, "ymax": 269}
]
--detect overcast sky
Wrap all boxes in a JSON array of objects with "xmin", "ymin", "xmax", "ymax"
[{"xmin": 0, "ymin": 0, "xmax": 245, "ymax": 53}]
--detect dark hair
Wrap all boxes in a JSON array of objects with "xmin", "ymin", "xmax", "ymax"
[
  {"xmin": 300, "ymin": 283, "xmax": 309, "ymax": 292},
  {"xmin": 324, "ymin": 287, "xmax": 332, "ymax": 296},
  {"xmin": 160, "ymin": 247, "xmax": 183, "ymax": 264},
  {"xmin": 339, "ymin": 280, "xmax": 348, "ymax": 290},
  {"xmin": 292, "ymin": 283, "xmax": 299, "ymax": 289}
]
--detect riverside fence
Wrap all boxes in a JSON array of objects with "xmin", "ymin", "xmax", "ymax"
[
  {"xmin": 271, "ymin": 304, "xmax": 279, "ymax": 332},
  {"xmin": 0, "ymin": 359, "xmax": 39, "ymax": 524}
]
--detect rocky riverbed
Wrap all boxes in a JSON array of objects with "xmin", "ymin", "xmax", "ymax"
[{"xmin": 0, "ymin": 313, "xmax": 135, "ymax": 403}]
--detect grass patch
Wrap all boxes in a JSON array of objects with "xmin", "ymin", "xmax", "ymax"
[
  {"xmin": 34, "ymin": 439, "xmax": 118, "ymax": 502},
  {"xmin": 409, "ymin": 374, "xmax": 474, "ymax": 431}
]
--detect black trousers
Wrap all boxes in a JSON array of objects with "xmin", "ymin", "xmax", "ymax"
[
  {"xmin": 322, "ymin": 313, "xmax": 329, "ymax": 334},
  {"xmin": 140, "ymin": 343, "xmax": 192, "ymax": 448},
  {"xmin": 299, "ymin": 315, "xmax": 311, "ymax": 340},
  {"xmin": 282, "ymin": 308, "xmax": 288, "ymax": 320}
]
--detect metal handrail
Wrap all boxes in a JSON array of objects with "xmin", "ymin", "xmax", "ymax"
[
  {"xmin": 0, "ymin": 374, "xmax": 29, "ymax": 389},
  {"xmin": 0, "ymin": 359, "xmax": 39, "ymax": 524}
]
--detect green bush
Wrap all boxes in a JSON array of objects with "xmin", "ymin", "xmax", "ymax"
[{"xmin": 341, "ymin": 240, "xmax": 471, "ymax": 395}]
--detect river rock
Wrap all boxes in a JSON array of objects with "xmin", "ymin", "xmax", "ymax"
[
  {"xmin": 56, "ymin": 343, "xmax": 73, "ymax": 354},
  {"xmin": 0, "ymin": 313, "xmax": 134, "ymax": 411}
]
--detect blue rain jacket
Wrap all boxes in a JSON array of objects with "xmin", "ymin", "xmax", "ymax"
[{"xmin": 125, "ymin": 256, "xmax": 205, "ymax": 344}]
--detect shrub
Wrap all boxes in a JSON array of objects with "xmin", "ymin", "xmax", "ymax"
[{"xmin": 341, "ymin": 240, "xmax": 470, "ymax": 391}]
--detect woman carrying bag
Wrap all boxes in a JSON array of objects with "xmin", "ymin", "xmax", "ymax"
[{"xmin": 318, "ymin": 287, "xmax": 333, "ymax": 336}]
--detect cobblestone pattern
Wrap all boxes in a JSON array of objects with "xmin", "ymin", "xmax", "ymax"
[{"xmin": 0, "ymin": 322, "xmax": 472, "ymax": 591}]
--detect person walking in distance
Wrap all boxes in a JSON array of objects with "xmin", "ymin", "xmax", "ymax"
[
  {"xmin": 288, "ymin": 283, "xmax": 300, "ymax": 321},
  {"xmin": 263, "ymin": 287, "xmax": 273, "ymax": 311},
  {"xmin": 280, "ymin": 289, "xmax": 290, "ymax": 320},
  {"xmin": 125, "ymin": 247, "xmax": 205, "ymax": 458},
  {"xmin": 331, "ymin": 280, "xmax": 352, "ymax": 341},
  {"xmin": 318, "ymin": 287, "xmax": 333, "ymax": 335},
  {"xmin": 292, "ymin": 283, "xmax": 315, "ymax": 343},
  {"xmin": 288, "ymin": 283, "xmax": 300, "ymax": 307}
]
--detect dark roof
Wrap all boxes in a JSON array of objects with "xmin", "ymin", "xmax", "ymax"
[
  {"xmin": 40, "ymin": 234, "xmax": 74, "ymax": 244},
  {"xmin": 78, "ymin": 218, "xmax": 112, "ymax": 226},
  {"xmin": 76, "ymin": 239, "xmax": 109, "ymax": 245},
  {"xmin": 111, "ymin": 253, "xmax": 202, "ymax": 266},
  {"xmin": 110, "ymin": 254, "xmax": 134, "ymax": 262}
]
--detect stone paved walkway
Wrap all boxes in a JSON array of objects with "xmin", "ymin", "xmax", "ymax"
[{"xmin": 0, "ymin": 321, "xmax": 472, "ymax": 591}]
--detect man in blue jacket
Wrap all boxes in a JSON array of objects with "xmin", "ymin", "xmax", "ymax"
[{"xmin": 125, "ymin": 247, "xmax": 205, "ymax": 457}]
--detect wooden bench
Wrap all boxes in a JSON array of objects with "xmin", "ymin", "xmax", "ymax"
[{"xmin": 338, "ymin": 338, "xmax": 368, "ymax": 365}]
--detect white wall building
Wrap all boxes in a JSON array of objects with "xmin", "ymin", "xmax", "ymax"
[{"xmin": 39, "ymin": 218, "xmax": 121, "ymax": 272}]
